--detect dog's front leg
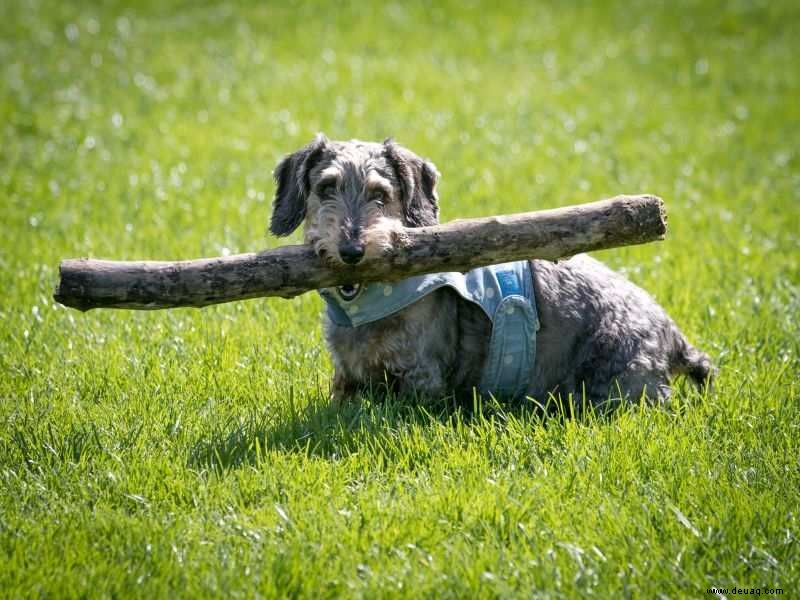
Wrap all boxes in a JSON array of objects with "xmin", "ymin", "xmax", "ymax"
[
  {"xmin": 397, "ymin": 364, "xmax": 448, "ymax": 403},
  {"xmin": 330, "ymin": 368, "xmax": 361, "ymax": 407}
]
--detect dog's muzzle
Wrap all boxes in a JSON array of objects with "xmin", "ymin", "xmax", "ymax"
[{"xmin": 339, "ymin": 241, "xmax": 365, "ymax": 265}]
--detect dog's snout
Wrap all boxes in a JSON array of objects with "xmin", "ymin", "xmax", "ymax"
[{"xmin": 339, "ymin": 241, "xmax": 365, "ymax": 265}]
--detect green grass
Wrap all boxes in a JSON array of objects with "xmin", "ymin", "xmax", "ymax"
[{"xmin": 2, "ymin": 0, "xmax": 799, "ymax": 597}]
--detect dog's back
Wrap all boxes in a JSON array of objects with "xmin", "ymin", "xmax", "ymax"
[{"xmin": 527, "ymin": 255, "xmax": 713, "ymax": 405}]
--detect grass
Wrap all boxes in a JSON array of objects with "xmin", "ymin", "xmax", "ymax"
[{"xmin": 1, "ymin": 0, "xmax": 799, "ymax": 597}]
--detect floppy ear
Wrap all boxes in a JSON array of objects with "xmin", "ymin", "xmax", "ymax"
[
  {"xmin": 383, "ymin": 139, "xmax": 440, "ymax": 227},
  {"xmin": 270, "ymin": 134, "xmax": 328, "ymax": 236}
]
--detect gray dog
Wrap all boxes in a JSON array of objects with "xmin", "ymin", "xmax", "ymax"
[{"xmin": 270, "ymin": 135, "xmax": 714, "ymax": 409}]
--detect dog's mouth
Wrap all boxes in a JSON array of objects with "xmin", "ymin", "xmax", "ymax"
[{"xmin": 336, "ymin": 283, "xmax": 362, "ymax": 301}]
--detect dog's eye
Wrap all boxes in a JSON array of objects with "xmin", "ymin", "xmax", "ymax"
[
  {"xmin": 317, "ymin": 182, "xmax": 336, "ymax": 198},
  {"xmin": 369, "ymin": 190, "xmax": 386, "ymax": 205}
]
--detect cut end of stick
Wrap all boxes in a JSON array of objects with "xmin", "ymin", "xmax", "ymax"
[
  {"xmin": 639, "ymin": 194, "xmax": 668, "ymax": 239},
  {"xmin": 53, "ymin": 275, "xmax": 91, "ymax": 312}
]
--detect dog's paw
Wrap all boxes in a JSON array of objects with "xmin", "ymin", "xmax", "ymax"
[{"xmin": 330, "ymin": 370, "xmax": 359, "ymax": 408}]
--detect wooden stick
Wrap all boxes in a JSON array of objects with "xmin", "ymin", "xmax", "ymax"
[{"xmin": 53, "ymin": 194, "xmax": 666, "ymax": 311}]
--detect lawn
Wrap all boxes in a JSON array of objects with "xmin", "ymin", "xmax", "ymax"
[{"xmin": 1, "ymin": 0, "xmax": 799, "ymax": 597}]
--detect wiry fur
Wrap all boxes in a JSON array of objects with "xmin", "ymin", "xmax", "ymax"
[{"xmin": 270, "ymin": 135, "xmax": 715, "ymax": 409}]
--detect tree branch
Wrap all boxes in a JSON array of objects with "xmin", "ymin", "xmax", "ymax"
[{"xmin": 53, "ymin": 194, "xmax": 666, "ymax": 311}]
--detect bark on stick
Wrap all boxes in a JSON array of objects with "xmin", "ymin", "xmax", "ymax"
[{"xmin": 53, "ymin": 194, "xmax": 666, "ymax": 311}]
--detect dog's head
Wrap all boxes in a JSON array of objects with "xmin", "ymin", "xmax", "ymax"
[{"xmin": 269, "ymin": 134, "xmax": 439, "ymax": 266}]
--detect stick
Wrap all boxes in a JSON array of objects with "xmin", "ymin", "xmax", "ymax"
[{"xmin": 53, "ymin": 194, "xmax": 666, "ymax": 311}]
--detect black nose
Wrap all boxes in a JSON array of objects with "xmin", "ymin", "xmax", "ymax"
[{"xmin": 339, "ymin": 242, "xmax": 365, "ymax": 265}]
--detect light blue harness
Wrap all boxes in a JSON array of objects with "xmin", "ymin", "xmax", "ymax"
[{"xmin": 319, "ymin": 261, "xmax": 540, "ymax": 399}]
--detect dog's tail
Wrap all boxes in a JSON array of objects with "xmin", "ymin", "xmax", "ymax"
[{"xmin": 670, "ymin": 330, "xmax": 715, "ymax": 390}]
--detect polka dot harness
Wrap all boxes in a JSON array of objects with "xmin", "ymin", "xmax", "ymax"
[{"xmin": 319, "ymin": 261, "xmax": 540, "ymax": 399}]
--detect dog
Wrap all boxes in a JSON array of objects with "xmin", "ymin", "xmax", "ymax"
[{"xmin": 269, "ymin": 134, "xmax": 714, "ymax": 409}]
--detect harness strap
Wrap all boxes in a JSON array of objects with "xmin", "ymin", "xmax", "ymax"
[{"xmin": 479, "ymin": 265, "xmax": 538, "ymax": 398}]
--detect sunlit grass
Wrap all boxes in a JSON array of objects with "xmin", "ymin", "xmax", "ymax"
[{"xmin": 1, "ymin": 0, "xmax": 799, "ymax": 597}]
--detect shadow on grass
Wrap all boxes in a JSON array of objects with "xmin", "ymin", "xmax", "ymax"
[
  {"xmin": 187, "ymin": 392, "xmax": 470, "ymax": 472},
  {"xmin": 185, "ymin": 386, "xmax": 671, "ymax": 473}
]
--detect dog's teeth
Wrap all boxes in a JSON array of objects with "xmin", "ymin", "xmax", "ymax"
[{"xmin": 337, "ymin": 283, "xmax": 361, "ymax": 300}]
